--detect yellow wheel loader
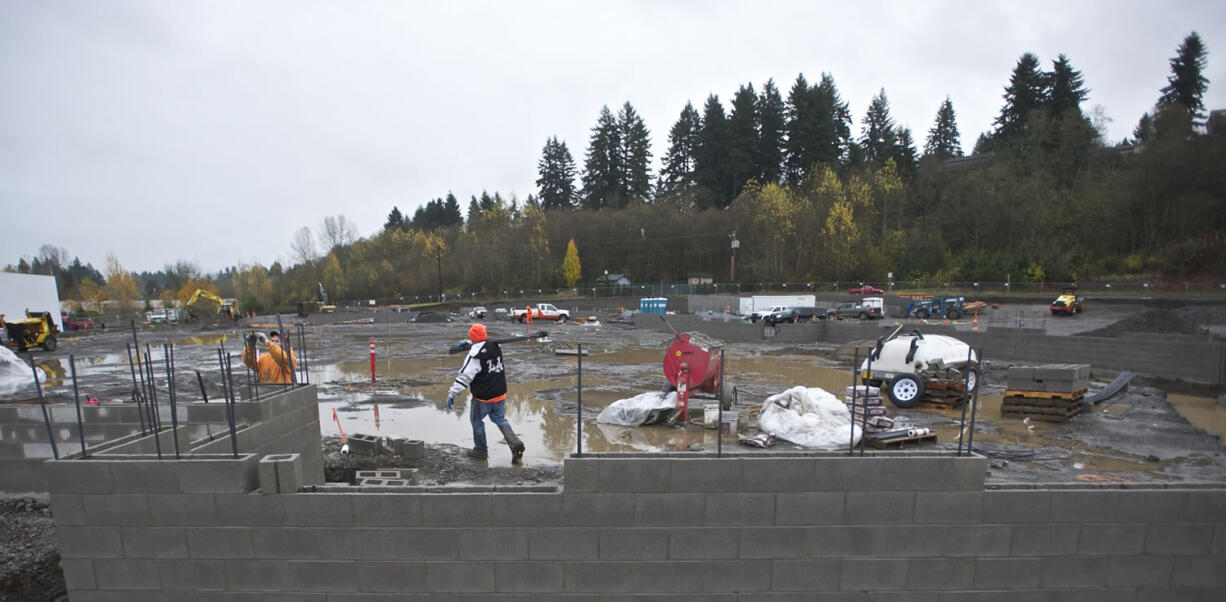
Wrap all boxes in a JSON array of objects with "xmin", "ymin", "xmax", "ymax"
[{"xmin": 4, "ymin": 310, "xmax": 59, "ymax": 352}]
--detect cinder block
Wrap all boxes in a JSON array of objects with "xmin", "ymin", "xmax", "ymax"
[
  {"xmin": 1117, "ymin": 490, "xmax": 1186, "ymax": 522},
  {"xmin": 635, "ymin": 561, "xmax": 703, "ymax": 593},
  {"xmin": 59, "ymin": 557, "xmax": 96, "ymax": 591},
  {"xmin": 915, "ymin": 491, "xmax": 982, "ymax": 523},
  {"xmin": 944, "ymin": 525, "xmax": 1012, "ymax": 557},
  {"xmin": 562, "ymin": 457, "xmax": 598, "ymax": 492},
  {"xmin": 1135, "ymin": 586, "xmax": 1203, "ymax": 602},
  {"xmin": 973, "ymin": 558, "xmax": 1042, "ymax": 589},
  {"xmin": 56, "ymin": 526, "xmax": 123, "ymax": 559},
  {"xmin": 844, "ymin": 491, "xmax": 914, "ymax": 524},
  {"xmin": 458, "ymin": 528, "xmax": 528, "ymax": 560},
  {"xmin": 120, "ymin": 526, "xmax": 187, "ymax": 559},
  {"xmin": 422, "ymin": 493, "xmax": 491, "ymax": 527},
  {"xmin": 701, "ymin": 559, "xmax": 771, "ymax": 593},
  {"xmin": 494, "ymin": 561, "xmax": 563, "ymax": 593},
  {"xmin": 809, "ymin": 525, "xmax": 873, "ymax": 557},
  {"xmin": 346, "ymin": 433, "xmax": 383, "ymax": 456},
  {"xmin": 599, "ymin": 528, "xmax": 669, "ymax": 560},
  {"xmin": 287, "ymin": 560, "xmax": 359, "ymax": 592},
  {"xmin": 252, "ymin": 527, "xmax": 350, "ymax": 560},
  {"xmin": 92, "ymin": 558, "xmax": 161, "ymax": 590},
  {"xmin": 1107, "ymin": 555, "xmax": 1175, "ymax": 587},
  {"xmin": 345, "ymin": 527, "xmax": 458, "ymax": 560},
  {"xmin": 670, "ymin": 458, "xmax": 743, "ymax": 492},
  {"xmin": 223, "ymin": 559, "xmax": 292, "ymax": 591},
  {"xmin": 1038, "ymin": 556, "xmax": 1109, "ymax": 588},
  {"xmin": 147, "ymin": 493, "xmax": 219, "ymax": 527},
  {"xmin": 772, "ymin": 559, "xmax": 840, "ymax": 591},
  {"xmin": 176, "ymin": 455, "xmax": 259, "ymax": 494},
  {"xmin": 775, "ymin": 492, "xmax": 845, "ymax": 525},
  {"xmin": 1171, "ymin": 554, "xmax": 1226, "ymax": 586},
  {"xmin": 1006, "ymin": 366, "xmax": 1035, "ymax": 382},
  {"xmin": 563, "ymin": 560, "xmax": 635, "ymax": 593},
  {"xmin": 427, "ymin": 561, "xmax": 494, "ymax": 593},
  {"xmin": 562, "ymin": 493, "xmax": 634, "ymax": 527},
  {"xmin": 668, "ymin": 527, "xmax": 738, "ymax": 560},
  {"xmin": 259, "ymin": 453, "xmax": 303, "ymax": 494},
  {"xmin": 357, "ymin": 560, "xmax": 427, "ymax": 592},
  {"xmin": 1012, "ymin": 524, "xmax": 1078, "ymax": 556},
  {"xmin": 215, "ymin": 492, "xmax": 285, "ymax": 527},
  {"xmin": 284, "ymin": 492, "xmax": 354, "ymax": 526},
  {"xmin": 1184, "ymin": 490, "xmax": 1226, "ymax": 521},
  {"xmin": 867, "ymin": 525, "xmax": 945, "ymax": 557},
  {"xmin": 527, "ymin": 527, "xmax": 598, "ymax": 560},
  {"xmin": 1077, "ymin": 524, "xmax": 1146, "ymax": 555},
  {"xmin": 907, "ymin": 556, "xmax": 974, "ymax": 590},
  {"xmin": 703, "ymin": 492, "xmax": 775, "ymax": 526},
  {"xmin": 983, "ymin": 490, "xmax": 1051, "ymax": 524},
  {"xmin": 46, "ymin": 459, "xmax": 113, "ymax": 493},
  {"xmin": 385, "ymin": 438, "xmax": 425, "ymax": 459},
  {"xmin": 598, "ymin": 457, "xmax": 671, "ymax": 492},
  {"xmin": 49, "ymin": 492, "xmax": 86, "ymax": 526},
  {"xmin": 1050, "ymin": 490, "xmax": 1119, "ymax": 523},
  {"xmin": 155, "ymin": 558, "xmax": 227, "ymax": 591},
  {"xmin": 352, "ymin": 493, "xmax": 422, "ymax": 526},
  {"xmin": 634, "ymin": 493, "xmax": 704, "ymax": 526},
  {"xmin": 1145, "ymin": 523, "xmax": 1214, "ymax": 555},
  {"xmin": 187, "ymin": 527, "xmax": 254, "ymax": 558},
  {"xmin": 81, "ymin": 493, "xmax": 151, "ymax": 526},
  {"xmin": 738, "ymin": 526, "xmax": 808, "ymax": 559},
  {"xmin": 841, "ymin": 558, "xmax": 908, "ymax": 590},
  {"xmin": 491, "ymin": 492, "xmax": 562, "ymax": 527},
  {"xmin": 742, "ymin": 457, "xmax": 817, "ymax": 491}
]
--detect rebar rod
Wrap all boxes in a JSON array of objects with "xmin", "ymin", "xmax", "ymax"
[
  {"xmin": 30, "ymin": 357, "xmax": 58, "ymax": 459},
  {"xmin": 125, "ymin": 343, "xmax": 147, "ymax": 434},
  {"xmin": 164, "ymin": 344, "xmax": 180, "ymax": 459},
  {"xmin": 575, "ymin": 343, "xmax": 582, "ymax": 457},
  {"xmin": 967, "ymin": 348, "xmax": 982, "ymax": 456},
  {"xmin": 69, "ymin": 354, "xmax": 87, "ymax": 459},
  {"xmin": 850, "ymin": 347, "xmax": 859, "ymax": 456}
]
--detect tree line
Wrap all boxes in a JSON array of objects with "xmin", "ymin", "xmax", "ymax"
[{"xmin": 7, "ymin": 32, "xmax": 1222, "ymax": 314}]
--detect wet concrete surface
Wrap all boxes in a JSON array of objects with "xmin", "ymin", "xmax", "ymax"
[{"xmin": 2, "ymin": 309, "xmax": 1224, "ymax": 486}]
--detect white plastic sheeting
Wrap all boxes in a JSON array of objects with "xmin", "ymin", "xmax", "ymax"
[
  {"xmin": 758, "ymin": 386, "xmax": 862, "ymax": 449},
  {"xmin": 596, "ymin": 391, "xmax": 678, "ymax": 426}
]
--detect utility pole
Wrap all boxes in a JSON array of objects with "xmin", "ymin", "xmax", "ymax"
[{"xmin": 729, "ymin": 231, "xmax": 739, "ymax": 282}]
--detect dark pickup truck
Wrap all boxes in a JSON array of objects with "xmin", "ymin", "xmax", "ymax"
[{"xmin": 764, "ymin": 306, "xmax": 827, "ymax": 325}]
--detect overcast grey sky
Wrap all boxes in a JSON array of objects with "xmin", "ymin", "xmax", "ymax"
[{"xmin": 2, "ymin": 0, "xmax": 1223, "ymax": 274}]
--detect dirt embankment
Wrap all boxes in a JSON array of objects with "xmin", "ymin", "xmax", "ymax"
[{"xmin": 0, "ymin": 496, "xmax": 64, "ymax": 601}]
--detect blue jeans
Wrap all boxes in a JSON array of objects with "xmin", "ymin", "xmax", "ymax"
[{"xmin": 470, "ymin": 399, "xmax": 511, "ymax": 453}]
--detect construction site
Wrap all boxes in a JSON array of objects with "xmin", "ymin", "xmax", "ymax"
[{"xmin": 1, "ymin": 293, "xmax": 1224, "ymax": 599}]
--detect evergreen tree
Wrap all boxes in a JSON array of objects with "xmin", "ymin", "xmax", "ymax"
[
  {"xmin": 658, "ymin": 102, "xmax": 702, "ymax": 199},
  {"xmin": 992, "ymin": 52, "xmax": 1047, "ymax": 140},
  {"xmin": 755, "ymin": 78, "xmax": 786, "ymax": 184},
  {"xmin": 536, "ymin": 136, "xmax": 578, "ymax": 210},
  {"xmin": 1047, "ymin": 54, "xmax": 1089, "ymax": 118},
  {"xmin": 783, "ymin": 74, "xmax": 813, "ymax": 184},
  {"xmin": 618, "ymin": 102, "xmax": 653, "ymax": 203},
  {"xmin": 813, "ymin": 73, "xmax": 853, "ymax": 167},
  {"xmin": 893, "ymin": 127, "xmax": 918, "ymax": 174},
  {"xmin": 924, "ymin": 97, "xmax": 963, "ymax": 158},
  {"xmin": 860, "ymin": 88, "xmax": 898, "ymax": 166},
  {"xmin": 384, "ymin": 206, "xmax": 405, "ymax": 231},
  {"xmin": 466, "ymin": 197, "xmax": 481, "ymax": 224},
  {"xmin": 725, "ymin": 84, "xmax": 758, "ymax": 196},
  {"xmin": 581, "ymin": 106, "xmax": 622, "ymax": 209},
  {"xmin": 443, "ymin": 192, "xmax": 463, "ymax": 225},
  {"xmin": 1133, "ymin": 112, "xmax": 1155, "ymax": 144},
  {"xmin": 785, "ymin": 73, "xmax": 851, "ymax": 184},
  {"xmin": 1159, "ymin": 31, "xmax": 1209, "ymax": 124},
  {"xmin": 694, "ymin": 94, "xmax": 730, "ymax": 208}
]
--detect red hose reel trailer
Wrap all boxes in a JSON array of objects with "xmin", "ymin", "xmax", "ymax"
[{"xmin": 662, "ymin": 331, "xmax": 728, "ymax": 420}]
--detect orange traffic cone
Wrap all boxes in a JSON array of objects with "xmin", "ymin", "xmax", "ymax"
[
  {"xmin": 943, "ymin": 316, "xmax": 949, "ymax": 326},
  {"xmin": 972, "ymin": 312, "xmax": 979, "ymax": 331}
]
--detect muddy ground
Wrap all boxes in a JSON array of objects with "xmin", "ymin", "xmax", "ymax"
[{"xmin": 1, "ymin": 299, "xmax": 1225, "ymax": 599}]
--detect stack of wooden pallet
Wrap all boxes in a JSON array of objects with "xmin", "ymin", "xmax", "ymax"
[
  {"xmin": 1002, "ymin": 363, "xmax": 1090, "ymax": 423},
  {"xmin": 918, "ymin": 381, "xmax": 969, "ymax": 409},
  {"xmin": 844, "ymin": 385, "xmax": 893, "ymax": 432}
]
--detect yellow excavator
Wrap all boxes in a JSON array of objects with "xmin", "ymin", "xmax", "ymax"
[
  {"xmin": 297, "ymin": 283, "xmax": 336, "ymax": 317},
  {"xmin": 3, "ymin": 310, "xmax": 59, "ymax": 352},
  {"xmin": 185, "ymin": 289, "xmax": 239, "ymax": 323}
]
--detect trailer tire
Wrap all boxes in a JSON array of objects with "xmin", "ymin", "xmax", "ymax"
[
  {"xmin": 887, "ymin": 374, "xmax": 925, "ymax": 408},
  {"xmin": 947, "ymin": 308, "xmax": 962, "ymax": 320},
  {"xmin": 962, "ymin": 366, "xmax": 979, "ymax": 394},
  {"xmin": 41, "ymin": 335, "xmax": 56, "ymax": 352}
]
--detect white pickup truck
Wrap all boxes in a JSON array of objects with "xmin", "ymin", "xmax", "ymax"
[
  {"xmin": 512, "ymin": 303, "xmax": 570, "ymax": 323},
  {"xmin": 747, "ymin": 305, "xmax": 787, "ymax": 323}
]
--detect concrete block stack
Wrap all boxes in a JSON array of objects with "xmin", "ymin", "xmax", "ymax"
[
  {"xmin": 355, "ymin": 468, "xmax": 417, "ymax": 487},
  {"xmin": 844, "ymin": 385, "xmax": 893, "ymax": 433},
  {"xmin": 385, "ymin": 437, "xmax": 425, "ymax": 459},
  {"xmin": 346, "ymin": 433, "xmax": 383, "ymax": 455},
  {"xmin": 1002, "ymin": 363, "xmax": 1091, "ymax": 423}
]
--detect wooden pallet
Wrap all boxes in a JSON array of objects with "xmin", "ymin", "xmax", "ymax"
[
  {"xmin": 1003, "ymin": 396, "xmax": 1084, "ymax": 409},
  {"xmin": 1004, "ymin": 388, "xmax": 1087, "ymax": 400},
  {"xmin": 1001, "ymin": 405, "xmax": 1082, "ymax": 423},
  {"xmin": 866, "ymin": 432, "xmax": 938, "ymax": 449},
  {"xmin": 917, "ymin": 398, "xmax": 964, "ymax": 410}
]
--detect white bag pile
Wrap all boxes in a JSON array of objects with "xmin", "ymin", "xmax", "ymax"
[
  {"xmin": 758, "ymin": 386, "xmax": 861, "ymax": 449},
  {"xmin": 844, "ymin": 385, "xmax": 893, "ymax": 432}
]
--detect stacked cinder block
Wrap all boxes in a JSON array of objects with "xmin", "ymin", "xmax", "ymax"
[
  {"xmin": 844, "ymin": 385, "xmax": 893, "ymax": 433},
  {"xmin": 1003, "ymin": 363, "xmax": 1091, "ymax": 423},
  {"xmin": 354, "ymin": 468, "xmax": 417, "ymax": 487}
]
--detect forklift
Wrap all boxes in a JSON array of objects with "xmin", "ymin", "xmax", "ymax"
[{"xmin": 4, "ymin": 310, "xmax": 59, "ymax": 352}]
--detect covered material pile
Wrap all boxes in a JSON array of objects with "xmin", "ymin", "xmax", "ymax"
[{"xmin": 758, "ymin": 386, "xmax": 861, "ymax": 449}]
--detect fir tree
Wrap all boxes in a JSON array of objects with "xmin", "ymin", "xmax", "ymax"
[
  {"xmin": 924, "ymin": 97, "xmax": 963, "ymax": 159},
  {"xmin": 755, "ymin": 78, "xmax": 786, "ymax": 184},
  {"xmin": 618, "ymin": 102, "xmax": 653, "ymax": 203},
  {"xmin": 694, "ymin": 94, "xmax": 730, "ymax": 208},
  {"xmin": 1047, "ymin": 54, "xmax": 1089, "ymax": 118},
  {"xmin": 1159, "ymin": 31, "xmax": 1210, "ymax": 124},
  {"xmin": 783, "ymin": 74, "xmax": 813, "ymax": 184},
  {"xmin": 860, "ymin": 88, "xmax": 898, "ymax": 166},
  {"xmin": 384, "ymin": 206, "xmax": 405, "ymax": 231},
  {"xmin": 992, "ymin": 52, "xmax": 1047, "ymax": 140},
  {"xmin": 893, "ymin": 127, "xmax": 918, "ymax": 174},
  {"xmin": 658, "ymin": 102, "xmax": 702, "ymax": 199},
  {"xmin": 725, "ymin": 84, "xmax": 758, "ymax": 197},
  {"xmin": 536, "ymin": 136, "xmax": 578, "ymax": 210},
  {"xmin": 443, "ymin": 192, "xmax": 463, "ymax": 225},
  {"xmin": 581, "ymin": 106, "xmax": 622, "ymax": 209}
]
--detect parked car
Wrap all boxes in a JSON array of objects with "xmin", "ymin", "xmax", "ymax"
[
  {"xmin": 850, "ymin": 284, "xmax": 884, "ymax": 295},
  {"xmin": 746, "ymin": 305, "xmax": 787, "ymax": 323},
  {"xmin": 831, "ymin": 297, "xmax": 886, "ymax": 320},
  {"xmin": 408, "ymin": 311, "xmax": 451, "ymax": 323},
  {"xmin": 765, "ymin": 306, "xmax": 827, "ymax": 325},
  {"xmin": 467, "ymin": 306, "xmax": 487, "ymax": 319}
]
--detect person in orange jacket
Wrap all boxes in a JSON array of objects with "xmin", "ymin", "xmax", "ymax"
[{"xmin": 241, "ymin": 330, "xmax": 297, "ymax": 384}]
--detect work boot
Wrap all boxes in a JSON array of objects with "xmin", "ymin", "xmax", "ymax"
[
  {"xmin": 498, "ymin": 424, "xmax": 526, "ymax": 464},
  {"xmin": 466, "ymin": 447, "xmax": 487, "ymax": 460}
]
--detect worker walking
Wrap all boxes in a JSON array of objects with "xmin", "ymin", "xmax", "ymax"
[
  {"xmin": 241, "ymin": 331, "xmax": 297, "ymax": 384},
  {"xmin": 446, "ymin": 323, "xmax": 526, "ymax": 463}
]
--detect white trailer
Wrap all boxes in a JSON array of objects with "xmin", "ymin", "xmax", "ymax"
[
  {"xmin": 738, "ymin": 295, "xmax": 817, "ymax": 319},
  {"xmin": 0, "ymin": 273, "xmax": 61, "ymax": 323}
]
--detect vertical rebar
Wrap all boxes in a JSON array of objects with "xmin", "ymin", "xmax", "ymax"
[
  {"xmin": 218, "ymin": 348, "xmax": 238, "ymax": 458},
  {"xmin": 718, "ymin": 348, "xmax": 725, "ymax": 457},
  {"xmin": 195, "ymin": 369, "xmax": 209, "ymax": 403},
  {"xmin": 957, "ymin": 345, "xmax": 973, "ymax": 456},
  {"xmin": 298, "ymin": 323, "xmax": 309, "ymax": 385},
  {"xmin": 575, "ymin": 343, "xmax": 583, "ymax": 457},
  {"xmin": 31, "ymin": 357, "xmax": 58, "ymax": 459},
  {"xmin": 165, "ymin": 344, "xmax": 180, "ymax": 459},
  {"xmin": 144, "ymin": 349, "xmax": 162, "ymax": 459},
  {"xmin": 850, "ymin": 347, "xmax": 859, "ymax": 456},
  {"xmin": 860, "ymin": 352, "xmax": 872, "ymax": 457},
  {"xmin": 224, "ymin": 352, "xmax": 239, "ymax": 458},
  {"xmin": 69, "ymin": 354, "xmax": 87, "ymax": 459},
  {"xmin": 966, "ymin": 348, "xmax": 982, "ymax": 456},
  {"xmin": 125, "ymin": 343, "xmax": 147, "ymax": 435}
]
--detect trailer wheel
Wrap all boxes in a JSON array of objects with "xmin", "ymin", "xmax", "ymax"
[
  {"xmin": 41, "ymin": 335, "xmax": 57, "ymax": 352},
  {"xmin": 962, "ymin": 367, "xmax": 980, "ymax": 394},
  {"xmin": 946, "ymin": 308, "xmax": 962, "ymax": 320},
  {"xmin": 887, "ymin": 374, "xmax": 925, "ymax": 408}
]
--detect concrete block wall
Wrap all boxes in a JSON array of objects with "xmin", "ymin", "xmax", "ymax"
[
  {"xmin": 636, "ymin": 313, "xmax": 1226, "ymax": 383},
  {"xmin": 48, "ymin": 449, "xmax": 1226, "ymax": 599}
]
